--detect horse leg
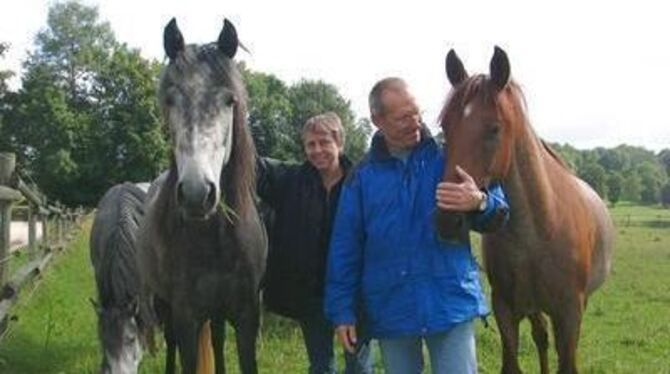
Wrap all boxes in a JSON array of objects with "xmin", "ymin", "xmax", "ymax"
[
  {"xmin": 211, "ymin": 316, "xmax": 227, "ymax": 374},
  {"xmin": 233, "ymin": 303, "xmax": 260, "ymax": 374},
  {"xmin": 173, "ymin": 313, "xmax": 200, "ymax": 374},
  {"xmin": 492, "ymin": 291, "xmax": 522, "ymax": 374},
  {"xmin": 529, "ymin": 312, "xmax": 549, "ymax": 374},
  {"xmin": 155, "ymin": 297, "xmax": 177, "ymax": 374},
  {"xmin": 551, "ymin": 297, "xmax": 584, "ymax": 374},
  {"xmin": 164, "ymin": 317, "xmax": 177, "ymax": 374}
]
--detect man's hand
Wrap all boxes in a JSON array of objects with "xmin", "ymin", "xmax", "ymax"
[
  {"xmin": 436, "ymin": 165, "xmax": 485, "ymax": 212},
  {"xmin": 335, "ymin": 324, "xmax": 358, "ymax": 353}
]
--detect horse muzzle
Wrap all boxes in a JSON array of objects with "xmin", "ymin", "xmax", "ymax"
[{"xmin": 176, "ymin": 178, "xmax": 218, "ymax": 219}]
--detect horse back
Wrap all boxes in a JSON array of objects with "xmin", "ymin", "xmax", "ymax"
[{"xmin": 90, "ymin": 182, "xmax": 146, "ymax": 306}]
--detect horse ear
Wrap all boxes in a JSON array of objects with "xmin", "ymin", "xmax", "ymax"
[
  {"xmin": 164, "ymin": 18, "xmax": 185, "ymax": 61},
  {"xmin": 489, "ymin": 45, "xmax": 511, "ymax": 90},
  {"xmin": 218, "ymin": 19, "xmax": 239, "ymax": 59},
  {"xmin": 446, "ymin": 49, "xmax": 468, "ymax": 87}
]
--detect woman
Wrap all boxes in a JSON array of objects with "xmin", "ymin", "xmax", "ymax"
[{"xmin": 257, "ymin": 112, "xmax": 372, "ymax": 374}]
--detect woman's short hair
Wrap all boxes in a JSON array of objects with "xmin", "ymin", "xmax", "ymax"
[{"xmin": 302, "ymin": 112, "xmax": 345, "ymax": 146}]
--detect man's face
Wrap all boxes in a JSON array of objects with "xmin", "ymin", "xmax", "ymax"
[
  {"xmin": 303, "ymin": 130, "xmax": 342, "ymax": 172},
  {"xmin": 374, "ymin": 87, "xmax": 422, "ymax": 150}
]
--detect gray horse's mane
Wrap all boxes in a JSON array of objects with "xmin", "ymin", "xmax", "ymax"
[{"xmin": 91, "ymin": 183, "xmax": 146, "ymax": 308}]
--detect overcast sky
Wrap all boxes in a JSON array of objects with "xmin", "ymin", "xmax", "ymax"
[{"xmin": 1, "ymin": 0, "xmax": 668, "ymax": 151}]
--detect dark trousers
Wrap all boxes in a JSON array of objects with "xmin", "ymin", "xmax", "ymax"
[{"xmin": 298, "ymin": 306, "xmax": 373, "ymax": 374}]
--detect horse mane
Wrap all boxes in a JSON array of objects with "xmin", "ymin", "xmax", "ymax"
[
  {"xmin": 540, "ymin": 139, "xmax": 571, "ymax": 171},
  {"xmin": 92, "ymin": 183, "xmax": 145, "ymax": 308},
  {"xmin": 159, "ymin": 43, "xmax": 256, "ymax": 220}
]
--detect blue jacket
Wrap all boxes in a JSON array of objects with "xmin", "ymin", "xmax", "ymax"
[{"xmin": 324, "ymin": 130, "xmax": 509, "ymax": 338}]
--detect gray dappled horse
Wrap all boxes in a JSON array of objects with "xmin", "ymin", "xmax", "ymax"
[
  {"xmin": 90, "ymin": 182, "xmax": 148, "ymax": 374},
  {"xmin": 138, "ymin": 18, "xmax": 267, "ymax": 374}
]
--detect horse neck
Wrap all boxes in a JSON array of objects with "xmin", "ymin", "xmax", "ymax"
[{"xmin": 503, "ymin": 123, "xmax": 562, "ymax": 239}]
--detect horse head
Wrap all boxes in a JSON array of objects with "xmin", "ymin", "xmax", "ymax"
[
  {"xmin": 435, "ymin": 46, "xmax": 522, "ymax": 242},
  {"xmin": 159, "ymin": 18, "xmax": 246, "ymax": 220},
  {"xmin": 92, "ymin": 298, "xmax": 143, "ymax": 374}
]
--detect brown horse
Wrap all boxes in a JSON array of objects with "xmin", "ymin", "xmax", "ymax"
[{"xmin": 434, "ymin": 47, "xmax": 614, "ymax": 374}]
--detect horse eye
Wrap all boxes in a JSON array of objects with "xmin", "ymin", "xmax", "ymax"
[{"xmin": 485, "ymin": 123, "xmax": 501, "ymax": 141}]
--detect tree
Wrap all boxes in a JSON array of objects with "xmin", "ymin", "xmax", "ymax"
[
  {"xmin": 622, "ymin": 169, "xmax": 642, "ymax": 203},
  {"xmin": 578, "ymin": 161, "xmax": 608, "ymax": 199},
  {"xmin": 3, "ymin": 1, "xmax": 167, "ymax": 206},
  {"xmin": 0, "ymin": 42, "xmax": 15, "ymax": 150},
  {"xmin": 243, "ymin": 71, "xmax": 371, "ymax": 163},
  {"xmin": 661, "ymin": 183, "xmax": 670, "ymax": 208},
  {"xmin": 0, "ymin": 42, "xmax": 13, "ymax": 99},
  {"xmin": 288, "ymin": 80, "xmax": 370, "ymax": 162},
  {"xmin": 241, "ymin": 66, "xmax": 295, "ymax": 160},
  {"xmin": 85, "ymin": 45, "xmax": 168, "ymax": 199},
  {"xmin": 606, "ymin": 172, "xmax": 624, "ymax": 205},
  {"xmin": 658, "ymin": 149, "xmax": 670, "ymax": 178},
  {"xmin": 598, "ymin": 148, "xmax": 629, "ymax": 172},
  {"xmin": 29, "ymin": 1, "xmax": 115, "ymax": 103},
  {"xmin": 637, "ymin": 162, "xmax": 663, "ymax": 205},
  {"xmin": 549, "ymin": 142, "xmax": 581, "ymax": 172}
]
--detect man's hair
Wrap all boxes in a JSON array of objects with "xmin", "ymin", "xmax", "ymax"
[
  {"xmin": 302, "ymin": 112, "xmax": 345, "ymax": 146},
  {"xmin": 368, "ymin": 77, "xmax": 407, "ymax": 117}
]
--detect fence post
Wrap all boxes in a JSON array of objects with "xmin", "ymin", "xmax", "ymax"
[
  {"xmin": 57, "ymin": 214, "xmax": 63, "ymax": 246},
  {"xmin": 28, "ymin": 204, "xmax": 38, "ymax": 260},
  {"xmin": 41, "ymin": 212, "xmax": 49, "ymax": 248},
  {"xmin": 0, "ymin": 153, "xmax": 18, "ymax": 295}
]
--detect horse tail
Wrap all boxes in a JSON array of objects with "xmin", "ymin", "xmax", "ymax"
[{"xmin": 197, "ymin": 320, "xmax": 215, "ymax": 374}]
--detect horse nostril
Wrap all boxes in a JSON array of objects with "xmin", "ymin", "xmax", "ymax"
[{"xmin": 205, "ymin": 181, "xmax": 217, "ymax": 209}]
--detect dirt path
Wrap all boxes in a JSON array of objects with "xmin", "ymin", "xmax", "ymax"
[{"xmin": 9, "ymin": 221, "xmax": 43, "ymax": 252}]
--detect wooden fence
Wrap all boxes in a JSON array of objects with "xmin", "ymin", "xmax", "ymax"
[{"xmin": 0, "ymin": 152, "xmax": 83, "ymax": 334}]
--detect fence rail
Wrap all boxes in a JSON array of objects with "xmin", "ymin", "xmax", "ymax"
[{"xmin": 0, "ymin": 152, "xmax": 83, "ymax": 333}]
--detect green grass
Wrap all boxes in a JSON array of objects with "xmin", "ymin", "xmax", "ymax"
[
  {"xmin": 474, "ymin": 203, "xmax": 670, "ymax": 373},
  {"xmin": 0, "ymin": 205, "xmax": 668, "ymax": 373}
]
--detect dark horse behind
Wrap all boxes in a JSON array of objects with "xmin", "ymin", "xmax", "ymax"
[
  {"xmin": 435, "ymin": 47, "xmax": 615, "ymax": 373},
  {"xmin": 90, "ymin": 182, "xmax": 148, "ymax": 373},
  {"xmin": 138, "ymin": 18, "xmax": 267, "ymax": 373}
]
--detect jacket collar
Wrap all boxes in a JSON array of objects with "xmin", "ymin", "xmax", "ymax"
[
  {"xmin": 303, "ymin": 155, "xmax": 353, "ymax": 177},
  {"xmin": 369, "ymin": 125, "xmax": 434, "ymax": 162}
]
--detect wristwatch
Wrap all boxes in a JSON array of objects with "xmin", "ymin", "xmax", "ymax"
[{"xmin": 477, "ymin": 190, "xmax": 488, "ymax": 211}]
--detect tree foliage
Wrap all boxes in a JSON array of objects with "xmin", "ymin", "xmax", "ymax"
[
  {"xmin": 552, "ymin": 143, "xmax": 669, "ymax": 206},
  {"xmin": 242, "ymin": 68, "xmax": 371, "ymax": 163},
  {"xmin": 2, "ymin": 1, "xmax": 667, "ymax": 209},
  {"xmin": 1, "ymin": 1, "xmax": 167, "ymax": 206}
]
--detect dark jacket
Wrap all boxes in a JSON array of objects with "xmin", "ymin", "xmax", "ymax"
[{"xmin": 257, "ymin": 156, "xmax": 352, "ymax": 320}]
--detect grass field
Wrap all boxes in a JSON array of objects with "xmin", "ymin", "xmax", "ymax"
[{"xmin": 0, "ymin": 203, "xmax": 668, "ymax": 373}]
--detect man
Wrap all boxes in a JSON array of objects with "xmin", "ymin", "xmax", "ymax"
[
  {"xmin": 325, "ymin": 78, "xmax": 509, "ymax": 373},
  {"xmin": 257, "ymin": 112, "xmax": 372, "ymax": 374}
]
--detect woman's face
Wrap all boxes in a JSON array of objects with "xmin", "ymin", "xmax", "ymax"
[{"xmin": 303, "ymin": 130, "xmax": 342, "ymax": 172}]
